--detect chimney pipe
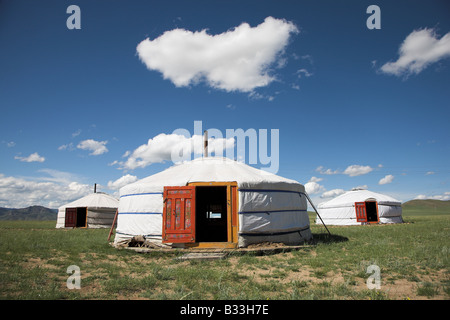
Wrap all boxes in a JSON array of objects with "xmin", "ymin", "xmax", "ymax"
[
  {"xmin": 203, "ymin": 130, "xmax": 208, "ymax": 158},
  {"xmin": 94, "ymin": 183, "xmax": 97, "ymax": 193}
]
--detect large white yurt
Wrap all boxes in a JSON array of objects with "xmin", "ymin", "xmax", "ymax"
[
  {"xmin": 56, "ymin": 192, "xmax": 119, "ymax": 229},
  {"xmin": 114, "ymin": 157, "xmax": 312, "ymax": 248},
  {"xmin": 316, "ymin": 189, "xmax": 403, "ymax": 226}
]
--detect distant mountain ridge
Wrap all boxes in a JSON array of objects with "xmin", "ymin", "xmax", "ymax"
[{"xmin": 0, "ymin": 206, "xmax": 57, "ymax": 221}]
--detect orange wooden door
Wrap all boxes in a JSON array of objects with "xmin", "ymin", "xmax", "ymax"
[
  {"xmin": 163, "ymin": 186, "xmax": 196, "ymax": 243},
  {"xmin": 355, "ymin": 202, "xmax": 367, "ymax": 223}
]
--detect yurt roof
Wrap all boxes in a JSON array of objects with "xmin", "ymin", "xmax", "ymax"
[
  {"xmin": 318, "ymin": 189, "xmax": 401, "ymax": 208},
  {"xmin": 59, "ymin": 192, "xmax": 119, "ymax": 210},
  {"xmin": 120, "ymin": 157, "xmax": 304, "ymax": 196}
]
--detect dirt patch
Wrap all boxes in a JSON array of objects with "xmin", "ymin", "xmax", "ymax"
[
  {"xmin": 381, "ymin": 269, "xmax": 449, "ymax": 300},
  {"xmin": 246, "ymin": 241, "xmax": 293, "ymax": 249},
  {"xmin": 24, "ymin": 257, "xmax": 60, "ymax": 271}
]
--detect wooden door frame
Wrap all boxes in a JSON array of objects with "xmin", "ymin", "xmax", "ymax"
[
  {"xmin": 65, "ymin": 207, "xmax": 88, "ymax": 228},
  {"xmin": 364, "ymin": 200, "xmax": 380, "ymax": 223},
  {"xmin": 355, "ymin": 201, "xmax": 380, "ymax": 224},
  {"xmin": 186, "ymin": 182, "xmax": 238, "ymax": 249}
]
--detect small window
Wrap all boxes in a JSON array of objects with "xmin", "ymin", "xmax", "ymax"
[{"xmin": 208, "ymin": 212, "xmax": 222, "ymax": 219}]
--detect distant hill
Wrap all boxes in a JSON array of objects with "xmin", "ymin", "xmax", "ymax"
[
  {"xmin": 0, "ymin": 206, "xmax": 57, "ymax": 221},
  {"xmin": 403, "ymin": 199, "xmax": 450, "ymax": 214}
]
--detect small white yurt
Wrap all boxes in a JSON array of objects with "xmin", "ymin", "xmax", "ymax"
[
  {"xmin": 316, "ymin": 189, "xmax": 403, "ymax": 226},
  {"xmin": 114, "ymin": 157, "xmax": 312, "ymax": 248},
  {"xmin": 56, "ymin": 192, "xmax": 119, "ymax": 229}
]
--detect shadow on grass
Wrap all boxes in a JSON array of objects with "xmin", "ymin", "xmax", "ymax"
[{"xmin": 309, "ymin": 233, "xmax": 349, "ymax": 245}]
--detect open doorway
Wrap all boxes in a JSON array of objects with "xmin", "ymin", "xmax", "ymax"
[
  {"xmin": 195, "ymin": 186, "xmax": 228, "ymax": 242},
  {"xmin": 162, "ymin": 183, "xmax": 237, "ymax": 247},
  {"xmin": 65, "ymin": 207, "xmax": 87, "ymax": 228},
  {"xmin": 76, "ymin": 207, "xmax": 87, "ymax": 227},
  {"xmin": 365, "ymin": 201, "xmax": 379, "ymax": 223}
]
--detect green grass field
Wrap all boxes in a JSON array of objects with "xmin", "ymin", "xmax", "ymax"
[{"xmin": 0, "ymin": 209, "xmax": 448, "ymax": 300}]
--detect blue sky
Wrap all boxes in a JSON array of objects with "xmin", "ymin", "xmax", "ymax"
[{"xmin": 1, "ymin": 0, "xmax": 449, "ymax": 208}]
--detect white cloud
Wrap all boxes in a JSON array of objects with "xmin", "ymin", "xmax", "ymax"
[
  {"xmin": 379, "ymin": 174, "xmax": 394, "ymax": 185},
  {"xmin": 343, "ymin": 165, "xmax": 373, "ymax": 177},
  {"xmin": 415, "ymin": 192, "xmax": 450, "ymax": 201},
  {"xmin": 72, "ymin": 129, "xmax": 82, "ymax": 137},
  {"xmin": 301, "ymin": 54, "xmax": 314, "ymax": 64},
  {"xmin": 426, "ymin": 171, "xmax": 435, "ymax": 175},
  {"xmin": 58, "ymin": 143, "xmax": 74, "ymax": 151},
  {"xmin": 5, "ymin": 141, "xmax": 16, "ymax": 147},
  {"xmin": 321, "ymin": 189, "xmax": 345, "ymax": 198},
  {"xmin": 77, "ymin": 139, "xmax": 108, "ymax": 155},
  {"xmin": 296, "ymin": 68, "xmax": 313, "ymax": 78},
  {"xmin": 304, "ymin": 176, "xmax": 326, "ymax": 195},
  {"xmin": 380, "ymin": 28, "xmax": 450, "ymax": 77},
  {"xmin": 248, "ymin": 91, "xmax": 275, "ymax": 101},
  {"xmin": 37, "ymin": 169, "xmax": 82, "ymax": 184},
  {"xmin": 316, "ymin": 166, "xmax": 339, "ymax": 175},
  {"xmin": 316, "ymin": 165, "xmax": 373, "ymax": 177},
  {"xmin": 117, "ymin": 133, "xmax": 235, "ymax": 170},
  {"xmin": 305, "ymin": 181, "xmax": 325, "ymax": 195},
  {"xmin": 0, "ymin": 172, "xmax": 92, "ymax": 208},
  {"xmin": 107, "ymin": 174, "xmax": 138, "ymax": 190},
  {"xmin": 14, "ymin": 152, "xmax": 45, "ymax": 163},
  {"xmin": 136, "ymin": 16, "xmax": 298, "ymax": 93}
]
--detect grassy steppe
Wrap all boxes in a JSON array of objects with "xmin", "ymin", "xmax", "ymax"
[{"xmin": 0, "ymin": 210, "xmax": 448, "ymax": 300}]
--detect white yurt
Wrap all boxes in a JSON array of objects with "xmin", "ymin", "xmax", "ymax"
[
  {"xmin": 56, "ymin": 192, "xmax": 119, "ymax": 229},
  {"xmin": 114, "ymin": 157, "xmax": 312, "ymax": 248},
  {"xmin": 316, "ymin": 189, "xmax": 403, "ymax": 226}
]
